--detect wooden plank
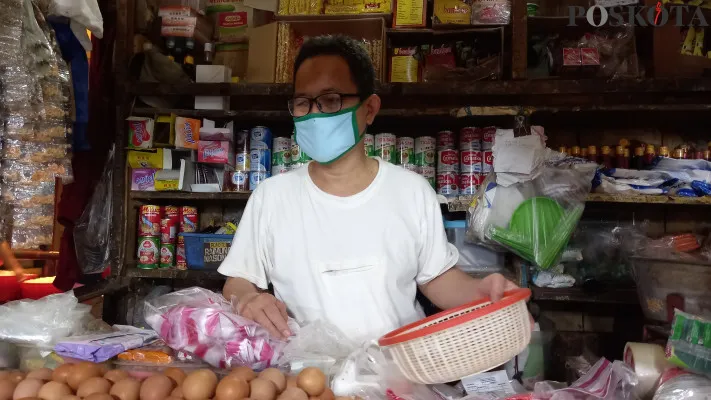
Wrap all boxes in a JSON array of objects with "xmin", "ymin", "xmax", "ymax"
[
  {"xmin": 532, "ymin": 286, "xmax": 639, "ymax": 305},
  {"xmin": 125, "ymin": 267, "xmax": 226, "ymax": 281},
  {"xmin": 511, "ymin": 0, "xmax": 528, "ymax": 79},
  {"xmin": 129, "ymin": 191, "xmax": 252, "ymax": 201},
  {"xmin": 73, "ymin": 278, "xmax": 130, "ymax": 302}
]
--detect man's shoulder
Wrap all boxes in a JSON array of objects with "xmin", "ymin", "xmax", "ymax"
[
  {"xmin": 257, "ymin": 168, "xmax": 305, "ymax": 193},
  {"xmin": 381, "ymin": 161, "xmax": 434, "ymax": 194}
]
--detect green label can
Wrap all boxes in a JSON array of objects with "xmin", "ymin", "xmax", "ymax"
[
  {"xmin": 363, "ymin": 133, "xmax": 375, "ymax": 157},
  {"xmin": 137, "ymin": 236, "xmax": 159, "ymax": 269},
  {"xmin": 291, "ymin": 135, "xmax": 312, "ymax": 163},
  {"xmin": 420, "ymin": 165, "xmax": 436, "ymax": 189},
  {"xmin": 397, "ymin": 136, "xmax": 415, "ymax": 165},
  {"xmin": 375, "ymin": 133, "xmax": 396, "ymax": 164},
  {"xmin": 415, "ymin": 136, "xmax": 436, "ymax": 167},
  {"xmin": 160, "ymin": 243, "xmax": 175, "ymax": 268}
]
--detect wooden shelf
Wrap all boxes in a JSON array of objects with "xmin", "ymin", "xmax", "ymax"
[
  {"xmin": 129, "ymin": 191, "xmax": 252, "ymax": 201},
  {"xmin": 531, "ymin": 286, "xmax": 639, "ymax": 305},
  {"xmin": 132, "ymin": 108, "xmax": 290, "ymax": 119},
  {"xmin": 125, "ymin": 266, "xmax": 225, "ymax": 280}
]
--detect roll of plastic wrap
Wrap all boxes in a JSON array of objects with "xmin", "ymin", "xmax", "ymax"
[{"xmin": 623, "ymin": 342, "xmax": 669, "ymax": 399}]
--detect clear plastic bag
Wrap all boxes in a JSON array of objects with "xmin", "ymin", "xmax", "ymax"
[
  {"xmin": 653, "ymin": 369, "xmax": 711, "ymax": 400},
  {"xmin": 144, "ymin": 287, "xmax": 299, "ymax": 370},
  {"xmin": 665, "ymin": 310, "xmax": 711, "ymax": 377},
  {"xmin": 278, "ymin": 321, "xmax": 358, "ymax": 375},
  {"xmin": 533, "ymin": 358, "xmax": 639, "ymax": 400},
  {"xmin": 74, "ymin": 147, "xmax": 113, "ymax": 275}
]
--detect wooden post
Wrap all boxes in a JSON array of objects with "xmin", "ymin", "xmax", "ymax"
[{"xmin": 511, "ymin": 0, "xmax": 528, "ymax": 79}]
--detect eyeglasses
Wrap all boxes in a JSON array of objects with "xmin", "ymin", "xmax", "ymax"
[{"xmin": 288, "ymin": 93, "xmax": 361, "ymax": 117}]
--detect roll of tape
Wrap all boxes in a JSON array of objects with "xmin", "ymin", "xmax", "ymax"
[{"xmin": 623, "ymin": 342, "xmax": 669, "ymax": 399}]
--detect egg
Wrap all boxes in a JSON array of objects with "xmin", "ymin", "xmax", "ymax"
[
  {"xmin": 170, "ymin": 386, "xmax": 184, "ymax": 399},
  {"xmin": 110, "ymin": 378, "xmax": 141, "ymax": 400},
  {"xmin": 77, "ymin": 377, "xmax": 112, "ymax": 398},
  {"xmin": 0, "ymin": 380, "xmax": 17, "ymax": 400},
  {"xmin": 13, "ymin": 379, "xmax": 44, "ymax": 400},
  {"xmin": 296, "ymin": 369, "xmax": 325, "ymax": 397},
  {"xmin": 182, "ymin": 370, "xmax": 218, "ymax": 400},
  {"xmin": 37, "ymin": 381, "xmax": 72, "ymax": 400},
  {"xmin": 51, "ymin": 365, "xmax": 74, "ymax": 384},
  {"xmin": 166, "ymin": 397, "xmax": 182, "ymax": 400},
  {"xmin": 276, "ymin": 388, "xmax": 307, "ymax": 400},
  {"xmin": 15, "ymin": 397, "xmax": 42, "ymax": 400},
  {"xmin": 249, "ymin": 379, "xmax": 276, "ymax": 400},
  {"xmin": 0, "ymin": 371, "xmax": 9, "ymax": 381},
  {"xmin": 285, "ymin": 377, "xmax": 298, "ymax": 390},
  {"xmin": 26, "ymin": 369, "xmax": 52, "ymax": 382},
  {"xmin": 317, "ymin": 389, "xmax": 334, "ymax": 400},
  {"xmin": 163, "ymin": 368, "xmax": 186, "ymax": 386},
  {"xmin": 104, "ymin": 370, "xmax": 130, "ymax": 384},
  {"xmin": 334, "ymin": 397, "xmax": 352, "ymax": 400},
  {"xmin": 258, "ymin": 369, "xmax": 286, "ymax": 394},
  {"xmin": 215, "ymin": 377, "xmax": 249, "ymax": 400},
  {"xmin": 229, "ymin": 367, "xmax": 256, "ymax": 383},
  {"xmin": 139, "ymin": 375, "xmax": 174, "ymax": 400},
  {"xmin": 67, "ymin": 362, "xmax": 103, "ymax": 390},
  {"xmin": 7, "ymin": 373, "xmax": 25, "ymax": 385},
  {"xmin": 84, "ymin": 394, "xmax": 116, "ymax": 400},
  {"xmin": 58, "ymin": 396, "xmax": 80, "ymax": 400}
]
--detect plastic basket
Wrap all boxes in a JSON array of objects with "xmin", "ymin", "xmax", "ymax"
[
  {"xmin": 181, "ymin": 233, "xmax": 234, "ymax": 270},
  {"xmin": 378, "ymin": 288, "xmax": 532, "ymax": 384}
]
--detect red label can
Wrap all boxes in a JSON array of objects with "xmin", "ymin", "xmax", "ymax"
[
  {"xmin": 138, "ymin": 205, "xmax": 161, "ymax": 237},
  {"xmin": 160, "ymin": 218, "xmax": 177, "ymax": 244},
  {"xmin": 436, "ymin": 172, "xmax": 459, "ymax": 196},
  {"xmin": 436, "ymin": 130, "xmax": 456, "ymax": 149},
  {"xmin": 163, "ymin": 205, "xmax": 179, "ymax": 223},
  {"xmin": 460, "ymin": 173, "xmax": 483, "ymax": 195},
  {"xmin": 459, "ymin": 127, "xmax": 482, "ymax": 150},
  {"xmin": 176, "ymin": 235, "xmax": 186, "ymax": 270},
  {"xmin": 483, "ymin": 150, "xmax": 494, "ymax": 173},
  {"xmin": 180, "ymin": 206, "xmax": 198, "ymax": 233},
  {"xmin": 137, "ymin": 236, "xmax": 159, "ymax": 269},
  {"xmin": 482, "ymin": 127, "xmax": 496, "ymax": 150},
  {"xmin": 437, "ymin": 149, "xmax": 459, "ymax": 172},
  {"xmin": 460, "ymin": 150, "xmax": 483, "ymax": 173}
]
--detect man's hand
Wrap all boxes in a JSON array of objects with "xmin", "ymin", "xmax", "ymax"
[
  {"xmin": 476, "ymin": 273, "xmax": 519, "ymax": 302},
  {"xmin": 237, "ymin": 292, "xmax": 291, "ymax": 340}
]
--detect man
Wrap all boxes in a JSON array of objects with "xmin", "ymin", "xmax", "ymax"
[{"xmin": 219, "ymin": 35, "xmax": 518, "ymax": 343}]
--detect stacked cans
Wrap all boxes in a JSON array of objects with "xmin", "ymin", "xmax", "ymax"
[
  {"xmin": 415, "ymin": 136, "xmax": 436, "ymax": 189},
  {"xmin": 459, "ymin": 127, "xmax": 483, "ymax": 195},
  {"xmin": 363, "ymin": 133, "xmax": 374, "ymax": 157},
  {"xmin": 397, "ymin": 137, "xmax": 416, "ymax": 173},
  {"xmin": 249, "ymin": 126, "xmax": 272, "ymax": 191},
  {"xmin": 290, "ymin": 134, "xmax": 312, "ymax": 170},
  {"xmin": 229, "ymin": 129, "xmax": 250, "ymax": 192},
  {"xmin": 436, "ymin": 131, "xmax": 460, "ymax": 196},
  {"xmin": 137, "ymin": 205, "xmax": 198, "ymax": 270},
  {"xmin": 374, "ymin": 133, "xmax": 396, "ymax": 164},
  {"xmin": 272, "ymin": 137, "xmax": 291, "ymax": 175}
]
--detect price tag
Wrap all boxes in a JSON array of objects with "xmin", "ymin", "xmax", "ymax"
[{"xmin": 461, "ymin": 370, "xmax": 516, "ymax": 397}]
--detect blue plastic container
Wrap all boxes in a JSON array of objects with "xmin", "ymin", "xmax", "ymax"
[{"xmin": 180, "ymin": 233, "xmax": 234, "ymax": 270}]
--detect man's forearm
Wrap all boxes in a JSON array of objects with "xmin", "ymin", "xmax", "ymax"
[
  {"xmin": 0, "ymin": 242, "xmax": 23, "ymax": 275},
  {"xmin": 419, "ymin": 268, "xmax": 483, "ymax": 310},
  {"xmin": 223, "ymin": 277, "xmax": 260, "ymax": 305}
]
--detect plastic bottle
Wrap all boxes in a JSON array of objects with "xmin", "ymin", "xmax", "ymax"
[{"xmin": 601, "ymin": 145, "xmax": 612, "ymax": 169}]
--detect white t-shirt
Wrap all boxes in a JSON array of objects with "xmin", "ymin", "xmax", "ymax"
[{"xmin": 218, "ymin": 157, "xmax": 459, "ymax": 343}]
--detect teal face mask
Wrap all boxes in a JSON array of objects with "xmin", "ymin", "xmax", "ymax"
[{"xmin": 294, "ymin": 104, "xmax": 362, "ymax": 164}]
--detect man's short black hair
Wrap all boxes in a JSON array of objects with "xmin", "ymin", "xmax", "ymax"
[{"xmin": 293, "ymin": 35, "xmax": 375, "ymax": 100}]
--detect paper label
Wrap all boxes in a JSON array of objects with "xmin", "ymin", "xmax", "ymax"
[
  {"xmin": 461, "ymin": 370, "xmax": 516, "ymax": 396},
  {"xmin": 395, "ymin": 0, "xmax": 426, "ymax": 27}
]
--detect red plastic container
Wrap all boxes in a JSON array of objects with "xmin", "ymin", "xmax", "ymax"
[
  {"xmin": 21, "ymin": 277, "xmax": 62, "ymax": 300},
  {"xmin": 0, "ymin": 271, "xmax": 38, "ymax": 303}
]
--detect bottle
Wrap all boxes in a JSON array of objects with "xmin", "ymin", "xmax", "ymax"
[
  {"xmin": 644, "ymin": 144, "xmax": 656, "ymax": 167},
  {"xmin": 571, "ymin": 146, "xmax": 581, "ymax": 158},
  {"xmin": 623, "ymin": 148, "xmax": 630, "ymax": 169},
  {"xmin": 183, "ymin": 54, "xmax": 196, "ymax": 82},
  {"xmin": 632, "ymin": 146, "xmax": 644, "ymax": 170},
  {"xmin": 615, "ymin": 145, "xmax": 625, "ymax": 169},
  {"xmin": 601, "ymin": 145, "xmax": 612, "ymax": 169},
  {"xmin": 581, "ymin": 148, "xmax": 588, "ymax": 158},
  {"xmin": 672, "ymin": 148, "xmax": 684, "ymax": 159},
  {"xmin": 165, "ymin": 37, "xmax": 176, "ymax": 62},
  {"xmin": 695, "ymin": 151, "xmax": 704, "ymax": 160},
  {"xmin": 704, "ymin": 150, "xmax": 711, "ymax": 161},
  {"xmin": 659, "ymin": 146, "xmax": 670, "ymax": 158},
  {"xmin": 204, "ymin": 43, "xmax": 214, "ymax": 64},
  {"xmin": 587, "ymin": 145, "xmax": 598, "ymax": 163}
]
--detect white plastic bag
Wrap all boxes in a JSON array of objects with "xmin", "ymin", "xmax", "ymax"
[{"xmin": 49, "ymin": 0, "xmax": 103, "ymax": 38}]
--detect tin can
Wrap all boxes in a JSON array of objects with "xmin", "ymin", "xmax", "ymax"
[
  {"xmin": 363, "ymin": 133, "xmax": 375, "ymax": 157},
  {"xmin": 290, "ymin": 135, "xmax": 312, "ymax": 164},
  {"xmin": 235, "ymin": 152, "xmax": 250, "ymax": 171},
  {"xmin": 437, "ymin": 149, "xmax": 459, "ymax": 173},
  {"xmin": 437, "ymin": 130, "xmax": 456, "ymax": 149},
  {"xmin": 176, "ymin": 235, "xmax": 186, "ymax": 270},
  {"xmin": 483, "ymin": 150, "xmax": 494, "ymax": 173},
  {"xmin": 160, "ymin": 218, "xmax": 177, "ymax": 244},
  {"xmin": 272, "ymin": 144, "xmax": 292, "ymax": 167},
  {"xmin": 375, "ymin": 133, "xmax": 396, "ymax": 164},
  {"xmin": 273, "ymin": 137, "xmax": 290, "ymax": 152},
  {"xmin": 250, "ymin": 126, "xmax": 272, "ymax": 150},
  {"xmin": 403, "ymin": 164, "xmax": 419, "ymax": 173},
  {"xmin": 137, "ymin": 236, "xmax": 160, "ymax": 269},
  {"xmin": 460, "ymin": 127, "xmax": 482, "ymax": 150},
  {"xmin": 460, "ymin": 149, "xmax": 483, "ymax": 173},
  {"xmin": 415, "ymin": 136, "xmax": 436, "ymax": 167},
  {"xmin": 437, "ymin": 172, "xmax": 459, "ymax": 196},
  {"xmin": 180, "ymin": 206, "xmax": 198, "ymax": 233},
  {"xmin": 289, "ymin": 162, "xmax": 305, "ymax": 171},
  {"xmin": 460, "ymin": 173, "xmax": 482, "ymax": 195},
  {"xmin": 138, "ymin": 205, "xmax": 161, "ymax": 236},
  {"xmin": 419, "ymin": 165, "xmax": 436, "ymax": 188},
  {"xmin": 482, "ymin": 127, "xmax": 496, "ymax": 150},
  {"xmin": 250, "ymin": 171, "xmax": 270, "ymax": 190},
  {"xmin": 271, "ymin": 165, "xmax": 289, "ymax": 175},
  {"xmin": 250, "ymin": 149, "xmax": 271, "ymax": 172},
  {"xmin": 235, "ymin": 129, "xmax": 249, "ymax": 153},
  {"xmin": 160, "ymin": 243, "xmax": 175, "ymax": 268},
  {"xmin": 162, "ymin": 206, "xmax": 179, "ymax": 223},
  {"xmin": 230, "ymin": 171, "xmax": 249, "ymax": 191},
  {"xmin": 396, "ymin": 137, "xmax": 415, "ymax": 166}
]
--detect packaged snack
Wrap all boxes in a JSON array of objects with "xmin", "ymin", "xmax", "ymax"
[
  {"xmin": 433, "ymin": 0, "xmax": 472, "ymax": 25},
  {"xmin": 127, "ymin": 117, "xmax": 155, "ymax": 149},
  {"xmin": 131, "ymin": 169, "xmax": 157, "ymax": 191},
  {"xmin": 393, "ymin": 0, "xmax": 427, "ymax": 28},
  {"xmin": 471, "ymin": 0, "xmax": 511, "ymax": 24},
  {"xmin": 198, "ymin": 141, "xmax": 234, "ymax": 165},
  {"xmin": 127, "ymin": 149, "xmax": 167, "ymax": 169},
  {"xmin": 174, "ymin": 117, "xmax": 200, "ymax": 150},
  {"xmin": 666, "ymin": 309, "xmax": 711, "ymax": 376},
  {"xmin": 390, "ymin": 47, "xmax": 421, "ymax": 82}
]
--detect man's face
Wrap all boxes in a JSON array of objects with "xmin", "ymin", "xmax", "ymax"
[{"xmin": 293, "ymin": 55, "xmax": 380, "ymax": 136}]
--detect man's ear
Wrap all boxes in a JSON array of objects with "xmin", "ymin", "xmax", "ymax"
[{"xmin": 364, "ymin": 94, "xmax": 381, "ymax": 125}]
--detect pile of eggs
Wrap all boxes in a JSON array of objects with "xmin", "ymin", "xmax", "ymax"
[{"xmin": 0, "ymin": 363, "xmax": 349, "ymax": 400}]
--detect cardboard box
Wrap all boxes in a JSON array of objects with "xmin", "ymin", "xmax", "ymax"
[
  {"xmin": 206, "ymin": 0, "xmax": 275, "ymax": 43},
  {"xmin": 179, "ymin": 159, "xmax": 226, "ymax": 192},
  {"xmin": 195, "ymin": 65, "xmax": 231, "ymax": 110},
  {"xmin": 198, "ymin": 141, "xmax": 234, "ymax": 165},
  {"xmin": 247, "ymin": 18, "xmax": 386, "ymax": 83},
  {"xmin": 214, "ymin": 43, "xmax": 249, "ymax": 79},
  {"xmin": 393, "ymin": 0, "xmax": 427, "ymax": 28}
]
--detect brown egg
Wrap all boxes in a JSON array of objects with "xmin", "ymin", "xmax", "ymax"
[
  {"xmin": 258, "ymin": 369, "xmax": 286, "ymax": 394},
  {"xmin": 276, "ymin": 388, "xmax": 307, "ymax": 400},
  {"xmin": 77, "ymin": 377, "xmax": 112, "ymax": 398},
  {"xmin": 110, "ymin": 378, "xmax": 141, "ymax": 400},
  {"xmin": 16, "ymin": 397, "xmax": 42, "ymax": 400},
  {"xmin": 182, "ymin": 370, "xmax": 218, "ymax": 400},
  {"xmin": 104, "ymin": 370, "xmax": 130, "ymax": 384},
  {"xmin": 285, "ymin": 377, "xmax": 298, "ymax": 390},
  {"xmin": 26, "ymin": 369, "xmax": 52, "ymax": 382},
  {"xmin": 13, "ymin": 379, "xmax": 44, "ymax": 400},
  {"xmin": 67, "ymin": 362, "xmax": 103, "ymax": 390},
  {"xmin": 163, "ymin": 368, "xmax": 186, "ymax": 386},
  {"xmin": 229, "ymin": 367, "xmax": 256, "ymax": 383},
  {"xmin": 51, "ymin": 365, "xmax": 74, "ymax": 384},
  {"xmin": 169, "ymin": 387, "xmax": 183, "ymax": 399},
  {"xmin": 215, "ymin": 377, "xmax": 249, "ymax": 400},
  {"xmin": 0, "ymin": 371, "xmax": 10, "ymax": 381},
  {"xmin": 139, "ymin": 375, "xmax": 174, "ymax": 400},
  {"xmin": 7, "ymin": 373, "xmax": 25, "ymax": 385},
  {"xmin": 58, "ymin": 396, "xmax": 80, "ymax": 400},
  {"xmin": 165, "ymin": 397, "xmax": 182, "ymax": 400},
  {"xmin": 249, "ymin": 379, "xmax": 276, "ymax": 400},
  {"xmin": 334, "ymin": 397, "xmax": 352, "ymax": 400},
  {"xmin": 37, "ymin": 381, "xmax": 72, "ymax": 400},
  {"xmin": 296, "ymin": 369, "xmax": 325, "ymax": 397},
  {"xmin": 317, "ymin": 389, "xmax": 334, "ymax": 400},
  {"xmin": 0, "ymin": 380, "xmax": 17, "ymax": 400},
  {"xmin": 84, "ymin": 394, "xmax": 116, "ymax": 400}
]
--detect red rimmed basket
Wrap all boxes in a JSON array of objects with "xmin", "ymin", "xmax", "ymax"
[{"xmin": 378, "ymin": 288, "xmax": 532, "ymax": 384}]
